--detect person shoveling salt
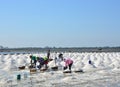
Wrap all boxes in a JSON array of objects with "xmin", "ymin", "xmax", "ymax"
[
  {"xmin": 29, "ymin": 55, "xmax": 37, "ymax": 68},
  {"xmin": 51, "ymin": 56, "xmax": 58, "ymax": 71},
  {"xmin": 50, "ymin": 53, "xmax": 63, "ymax": 70},
  {"xmin": 36, "ymin": 57, "xmax": 49, "ymax": 70},
  {"xmin": 58, "ymin": 53, "xmax": 73, "ymax": 72},
  {"xmin": 63, "ymin": 58, "xmax": 73, "ymax": 73}
]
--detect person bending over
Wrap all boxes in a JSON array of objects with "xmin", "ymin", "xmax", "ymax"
[
  {"xmin": 63, "ymin": 58, "xmax": 73, "ymax": 71},
  {"xmin": 37, "ymin": 57, "xmax": 49, "ymax": 69},
  {"xmin": 30, "ymin": 55, "xmax": 37, "ymax": 66},
  {"xmin": 37, "ymin": 57, "xmax": 45, "ymax": 69}
]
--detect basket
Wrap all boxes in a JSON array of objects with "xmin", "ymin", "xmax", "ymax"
[
  {"xmin": 49, "ymin": 59, "xmax": 53, "ymax": 62},
  {"xmin": 30, "ymin": 68, "xmax": 36, "ymax": 72},
  {"xmin": 63, "ymin": 71, "xmax": 71, "ymax": 73},
  {"xmin": 29, "ymin": 65, "xmax": 36, "ymax": 69},
  {"xmin": 18, "ymin": 66, "xmax": 25, "ymax": 70},
  {"xmin": 40, "ymin": 68, "xmax": 47, "ymax": 71},
  {"xmin": 51, "ymin": 66, "xmax": 58, "ymax": 71},
  {"xmin": 74, "ymin": 70, "xmax": 84, "ymax": 73}
]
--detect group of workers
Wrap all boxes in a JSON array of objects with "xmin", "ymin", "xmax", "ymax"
[
  {"xmin": 29, "ymin": 51, "xmax": 73, "ymax": 71},
  {"xmin": 30, "ymin": 55, "xmax": 49, "ymax": 69}
]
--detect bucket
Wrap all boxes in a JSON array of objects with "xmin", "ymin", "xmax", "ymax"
[
  {"xmin": 24, "ymin": 73, "xmax": 27, "ymax": 78},
  {"xmin": 17, "ymin": 74, "xmax": 21, "ymax": 80}
]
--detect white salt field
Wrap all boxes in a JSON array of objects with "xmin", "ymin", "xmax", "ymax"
[{"xmin": 0, "ymin": 52, "xmax": 120, "ymax": 87}]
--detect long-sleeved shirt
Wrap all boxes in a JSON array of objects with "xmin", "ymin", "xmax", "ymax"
[{"xmin": 64, "ymin": 58, "xmax": 73, "ymax": 67}]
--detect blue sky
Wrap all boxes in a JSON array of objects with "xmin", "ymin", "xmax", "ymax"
[{"xmin": 0, "ymin": 0, "xmax": 120, "ymax": 48}]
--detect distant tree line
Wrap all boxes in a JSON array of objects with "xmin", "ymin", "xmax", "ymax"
[{"xmin": 0, "ymin": 46, "xmax": 120, "ymax": 53}]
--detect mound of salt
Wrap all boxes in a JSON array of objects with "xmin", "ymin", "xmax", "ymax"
[
  {"xmin": 48, "ymin": 60, "xmax": 56, "ymax": 67},
  {"xmin": 82, "ymin": 63, "xmax": 96, "ymax": 71},
  {"xmin": 109, "ymin": 60, "xmax": 120, "ymax": 68},
  {"xmin": 3, "ymin": 63, "xmax": 18, "ymax": 71},
  {"xmin": 3, "ymin": 59, "xmax": 18, "ymax": 71},
  {"xmin": 73, "ymin": 61, "xmax": 84, "ymax": 69},
  {"xmin": 17, "ymin": 58, "xmax": 27, "ymax": 67}
]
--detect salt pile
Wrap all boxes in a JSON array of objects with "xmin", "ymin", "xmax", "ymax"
[{"xmin": 0, "ymin": 52, "xmax": 120, "ymax": 87}]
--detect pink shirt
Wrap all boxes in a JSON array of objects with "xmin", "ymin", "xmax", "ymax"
[{"xmin": 64, "ymin": 58, "xmax": 73, "ymax": 67}]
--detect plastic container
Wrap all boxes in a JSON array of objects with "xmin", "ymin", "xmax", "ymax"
[
  {"xmin": 17, "ymin": 74, "xmax": 21, "ymax": 80},
  {"xmin": 24, "ymin": 73, "xmax": 27, "ymax": 78}
]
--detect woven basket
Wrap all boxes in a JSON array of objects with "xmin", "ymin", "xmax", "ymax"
[
  {"xmin": 74, "ymin": 70, "xmax": 84, "ymax": 73},
  {"xmin": 40, "ymin": 68, "xmax": 47, "ymax": 71},
  {"xmin": 63, "ymin": 71, "xmax": 71, "ymax": 73},
  {"xmin": 18, "ymin": 66, "xmax": 25, "ymax": 70},
  {"xmin": 49, "ymin": 59, "xmax": 53, "ymax": 62},
  {"xmin": 51, "ymin": 66, "xmax": 58, "ymax": 70},
  {"xmin": 30, "ymin": 69, "xmax": 36, "ymax": 72}
]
